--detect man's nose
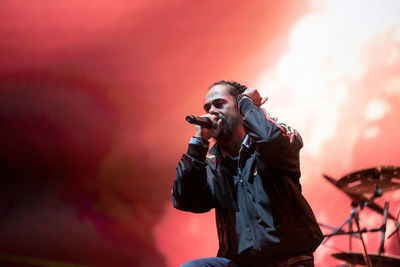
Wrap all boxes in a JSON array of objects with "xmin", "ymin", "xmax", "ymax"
[{"xmin": 208, "ymin": 106, "xmax": 219, "ymax": 115}]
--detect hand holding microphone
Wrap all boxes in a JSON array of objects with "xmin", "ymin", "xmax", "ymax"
[
  {"xmin": 185, "ymin": 115, "xmax": 217, "ymax": 128},
  {"xmin": 185, "ymin": 114, "xmax": 222, "ymax": 140}
]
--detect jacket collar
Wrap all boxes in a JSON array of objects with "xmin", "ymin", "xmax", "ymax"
[{"xmin": 208, "ymin": 134, "xmax": 252, "ymax": 156}]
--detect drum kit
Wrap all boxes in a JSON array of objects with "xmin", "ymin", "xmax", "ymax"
[{"xmin": 321, "ymin": 166, "xmax": 400, "ymax": 267}]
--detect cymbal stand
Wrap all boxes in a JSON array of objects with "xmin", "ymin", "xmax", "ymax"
[
  {"xmin": 324, "ymin": 187, "xmax": 385, "ymax": 267},
  {"xmin": 378, "ymin": 202, "xmax": 389, "ymax": 255},
  {"xmin": 323, "ymin": 203, "xmax": 357, "ymax": 245},
  {"xmin": 323, "ymin": 203, "xmax": 371, "ymax": 267},
  {"xmin": 349, "ymin": 210, "xmax": 353, "ymax": 254},
  {"xmin": 355, "ymin": 187, "xmax": 383, "ymax": 267},
  {"xmin": 387, "ymin": 209, "xmax": 400, "ymax": 240},
  {"xmin": 352, "ymin": 206, "xmax": 373, "ymax": 267}
]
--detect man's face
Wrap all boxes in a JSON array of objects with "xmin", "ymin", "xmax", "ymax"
[{"xmin": 204, "ymin": 85, "xmax": 243, "ymax": 143}]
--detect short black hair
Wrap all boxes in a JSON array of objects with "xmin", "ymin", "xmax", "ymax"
[{"xmin": 209, "ymin": 80, "xmax": 248, "ymax": 102}]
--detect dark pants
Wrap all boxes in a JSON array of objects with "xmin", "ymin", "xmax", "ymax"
[{"xmin": 181, "ymin": 255, "xmax": 314, "ymax": 267}]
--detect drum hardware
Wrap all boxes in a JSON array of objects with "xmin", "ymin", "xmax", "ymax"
[
  {"xmin": 321, "ymin": 166, "xmax": 400, "ymax": 266},
  {"xmin": 331, "ymin": 252, "xmax": 400, "ymax": 267},
  {"xmin": 387, "ymin": 210, "xmax": 400, "ymax": 240}
]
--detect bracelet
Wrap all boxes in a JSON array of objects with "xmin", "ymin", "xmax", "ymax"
[
  {"xmin": 236, "ymin": 94, "xmax": 254, "ymax": 107},
  {"xmin": 192, "ymin": 136, "xmax": 209, "ymax": 143}
]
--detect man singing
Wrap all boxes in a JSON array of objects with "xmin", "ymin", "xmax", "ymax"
[{"xmin": 172, "ymin": 81, "xmax": 323, "ymax": 267}]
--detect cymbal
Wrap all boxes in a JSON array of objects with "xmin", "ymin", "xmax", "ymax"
[
  {"xmin": 336, "ymin": 166, "xmax": 400, "ymax": 195},
  {"xmin": 323, "ymin": 174, "xmax": 396, "ymax": 219},
  {"xmin": 332, "ymin": 252, "xmax": 400, "ymax": 266}
]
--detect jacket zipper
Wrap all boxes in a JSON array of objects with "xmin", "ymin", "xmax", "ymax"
[{"xmin": 238, "ymin": 147, "xmax": 258, "ymax": 248}]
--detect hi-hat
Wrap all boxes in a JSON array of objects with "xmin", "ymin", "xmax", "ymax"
[{"xmin": 332, "ymin": 252, "xmax": 400, "ymax": 266}]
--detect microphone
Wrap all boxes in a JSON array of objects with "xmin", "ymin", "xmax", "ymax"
[{"xmin": 185, "ymin": 115, "xmax": 216, "ymax": 128}]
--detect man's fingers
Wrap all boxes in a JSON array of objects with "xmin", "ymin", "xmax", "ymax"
[
  {"xmin": 261, "ymin": 97, "xmax": 268, "ymax": 105},
  {"xmin": 217, "ymin": 118, "xmax": 223, "ymax": 128}
]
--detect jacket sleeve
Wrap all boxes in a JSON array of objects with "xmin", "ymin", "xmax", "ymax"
[
  {"xmin": 239, "ymin": 97, "xmax": 303, "ymax": 177},
  {"xmin": 172, "ymin": 141, "xmax": 215, "ymax": 213}
]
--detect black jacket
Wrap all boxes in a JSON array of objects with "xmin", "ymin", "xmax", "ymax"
[{"xmin": 172, "ymin": 98, "xmax": 323, "ymax": 264}]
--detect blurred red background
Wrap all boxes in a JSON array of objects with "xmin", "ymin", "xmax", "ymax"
[{"xmin": 1, "ymin": 1, "xmax": 399, "ymax": 266}]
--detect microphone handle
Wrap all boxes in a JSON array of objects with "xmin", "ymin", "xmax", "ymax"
[{"xmin": 185, "ymin": 115, "xmax": 215, "ymax": 128}]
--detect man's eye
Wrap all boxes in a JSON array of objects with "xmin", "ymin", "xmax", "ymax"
[{"xmin": 214, "ymin": 101, "xmax": 223, "ymax": 108}]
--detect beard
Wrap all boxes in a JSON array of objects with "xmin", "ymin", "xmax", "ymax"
[{"xmin": 215, "ymin": 113, "xmax": 242, "ymax": 143}]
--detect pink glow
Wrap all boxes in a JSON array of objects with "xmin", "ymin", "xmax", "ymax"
[{"xmin": 0, "ymin": 1, "xmax": 399, "ymax": 267}]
